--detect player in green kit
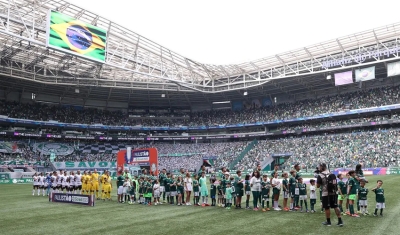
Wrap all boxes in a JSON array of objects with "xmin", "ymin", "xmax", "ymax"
[
  {"xmin": 347, "ymin": 170, "xmax": 359, "ymax": 217},
  {"xmin": 193, "ymin": 175, "xmax": 200, "ymax": 206},
  {"xmin": 221, "ymin": 172, "xmax": 230, "ymax": 207},
  {"xmin": 358, "ymin": 180, "xmax": 369, "ymax": 215},
  {"xmin": 372, "ymin": 180, "xmax": 385, "ymax": 217},
  {"xmin": 235, "ymin": 170, "xmax": 244, "ymax": 209},
  {"xmin": 147, "ymin": 177, "xmax": 154, "ymax": 205},
  {"xmin": 337, "ymin": 174, "xmax": 347, "ymax": 214},
  {"xmin": 197, "ymin": 165, "xmax": 206, "ymax": 180},
  {"xmin": 217, "ymin": 183, "xmax": 223, "ymax": 207},
  {"xmin": 159, "ymin": 169, "xmax": 167, "ymax": 203},
  {"xmin": 229, "ymin": 176, "xmax": 236, "ymax": 208},
  {"xmin": 298, "ymin": 177, "xmax": 308, "ymax": 212},
  {"xmin": 294, "ymin": 163, "xmax": 302, "ymax": 209},
  {"xmin": 128, "ymin": 179, "xmax": 136, "ymax": 204},
  {"xmin": 164, "ymin": 172, "xmax": 171, "ymax": 204},
  {"xmin": 169, "ymin": 174, "xmax": 177, "ymax": 205},
  {"xmin": 116, "ymin": 173, "xmax": 125, "ymax": 203},
  {"xmin": 355, "ymin": 164, "xmax": 366, "ymax": 213},
  {"xmin": 219, "ymin": 167, "xmax": 227, "ymax": 180},
  {"xmin": 344, "ymin": 173, "xmax": 350, "ymax": 215},
  {"xmin": 138, "ymin": 177, "xmax": 144, "ymax": 204},
  {"xmin": 289, "ymin": 170, "xmax": 297, "ymax": 211},
  {"xmin": 177, "ymin": 176, "xmax": 184, "ymax": 206},
  {"xmin": 244, "ymin": 174, "xmax": 251, "ymax": 209},
  {"xmin": 210, "ymin": 179, "xmax": 217, "ymax": 206},
  {"xmin": 260, "ymin": 174, "xmax": 271, "ymax": 211},
  {"xmin": 199, "ymin": 171, "xmax": 210, "ymax": 206},
  {"xmin": 133, "ymin": 176, "xmax": 139, "ymax": 202},
  {"xmin": 225, "ymin": 182, "xmax": 233, "ymax": 210},
  {"xmin": 282, "ymin": 172, "xmax": 289, "ymax": 211}
]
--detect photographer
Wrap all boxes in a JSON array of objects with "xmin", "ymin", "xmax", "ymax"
[
  {"xmin": 314, "ymin": 167, "xmax": 320, "ymax": 178},
  {"xmin": 316, "ymin": 163, "xmax": 343, "ymax": 227}
]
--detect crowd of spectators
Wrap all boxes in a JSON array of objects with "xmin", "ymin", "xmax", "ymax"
[
  {"xmin": 189, "ymin": 86, "xmax": 400, "ymax": 126},
  {"xmin": 2, "ymin": 126, "xmax": 400, "ymax": 171},
  {"xmin": 158, "ymin": 155, "xmax": 203, "ymax": 172},
  {"xmin": 235, "ymin": 128, "xmax": 400, "ymax": 171},
  {"xmin": 1, "ymin": 85, "xmax": 400, "ymax": 127},
  {"xmin": 275, "ymin": 114, "xmax": 400, "ymax": 132},
  {"xmin": 1, "ymin": 85, "xmax": 400, "ymax": 170},
  {"xmin": 0, "ymin": 141, "xmax": 249, "ymax": 172},
  {"xmin": 145, "ymin": 142, "xmax": 249, "ymax": 171},
  {"xmin": 1, "ymin": 127, "xmax": 400, "ymax": 171}
]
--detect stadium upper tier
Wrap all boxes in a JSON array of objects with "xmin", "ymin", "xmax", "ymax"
[
  {"xmin": 1, "ymin": 0, "xmax": 400, "ymax": 93},
  {"xmin": 1, "ymin": 85, "xmax": 400, "ymax": 128}
]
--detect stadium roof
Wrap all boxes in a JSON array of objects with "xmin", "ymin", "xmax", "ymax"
[{"xmin": 0, "ymin": 0, "xmax": 400, "ymax": 97}]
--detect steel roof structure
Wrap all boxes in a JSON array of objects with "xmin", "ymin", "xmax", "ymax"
[{"xmin": 0, "ymin": 0, "xmax": 400, "ymax": 107}]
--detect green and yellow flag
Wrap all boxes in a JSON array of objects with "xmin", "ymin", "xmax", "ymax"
[{"xmin": 48, "ymin": 11, "xmax": 107, "ymax": 62}]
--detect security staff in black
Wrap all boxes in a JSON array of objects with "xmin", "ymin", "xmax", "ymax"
[{"xmin": 316, "ymin": 163, "xmax": 343, "ymax": 227}]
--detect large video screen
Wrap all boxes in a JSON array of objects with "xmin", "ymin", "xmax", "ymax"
[{"xmin": 47, "ymin": 11, "xmax": 107, "ymax": 62}]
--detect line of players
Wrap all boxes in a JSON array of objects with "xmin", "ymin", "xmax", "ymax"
[
  {"xmin": 115, "ymin": 167, "xmax": 385, "ymax": 218},
  {"xmin": 32, "ymin": 169, "xmax": 113, "ymax": 200}
]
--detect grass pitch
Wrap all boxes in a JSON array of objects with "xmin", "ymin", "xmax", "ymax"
[{"xmin": 0, "ymin": 175, "xmax": 399, "ymax": 235}]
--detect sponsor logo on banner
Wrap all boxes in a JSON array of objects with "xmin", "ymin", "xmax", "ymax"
[
  {"xmin": 50, "ymin": 193, "xmax": 94, "ymax": 206},
  {"xmin": 133, "ymin": 157, "xmax": 149, "ymax": 162},
  {"xmin": 322, "ymin": 46, "xmax": 400, "ymax": 69},
  {"xmin": 133, "ymin": 150, "xmax": 149, "ymax": 157},
  {"xmin": 0, "ymin": 178, "xmax": 35, "ymax": 184},
  {"xmin": 54, "ymin": 161, "xmax": 124, "ymax": 170}
]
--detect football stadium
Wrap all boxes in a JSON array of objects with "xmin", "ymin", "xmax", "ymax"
[{"xmin": 0, "ymin": 0, "xmax": 400, "ymax": 235}]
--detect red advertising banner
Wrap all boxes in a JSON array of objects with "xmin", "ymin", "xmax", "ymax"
[{"xmin": 116, "ymin": 148, "xmax": 158, "ymax": 176}]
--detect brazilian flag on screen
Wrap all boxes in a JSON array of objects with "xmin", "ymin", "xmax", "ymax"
[{"xmin": 48, "ymin": 11, "xmax": 107, "ymax": 62}]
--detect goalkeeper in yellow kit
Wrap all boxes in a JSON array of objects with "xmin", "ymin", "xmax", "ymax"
[
  {"xmin": 91, "ymin": 169, "xmax": 100, "ymax": 199},
  {"xmin": 102, "ymin": 171, "xmax": 112, "ymax": 201}
]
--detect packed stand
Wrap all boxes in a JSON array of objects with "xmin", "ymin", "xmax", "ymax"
[
  {"xmin": 0, "ymin": 85, "xmax": 400, "ymax": 127},
  {"xmin": 157, "ymin": 155, "xmax": 203, "ymax": 172},
  {"xmin": 274, "ymin": 114, "xmax": 400, "ymax": 132},
  {"xmin": 235, "ymin": 129, "xmax": 400, "ymax": 171},
  {"xmin": 190, "ymin": 86, "xmax": 400, "ymax": 126}
]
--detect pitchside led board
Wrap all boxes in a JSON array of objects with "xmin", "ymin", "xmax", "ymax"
[
  {"xmin": 117, "ymin": 148, "xmax": 158, "ymax": 176},
  {"xmin": 46, "ymin": 10, "xmax": 107, "ymax": 62}
]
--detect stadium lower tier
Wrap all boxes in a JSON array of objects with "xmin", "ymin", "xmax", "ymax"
[{"xmin": 1, "ymin": 128, "xmax": 399, "ymax": 171}]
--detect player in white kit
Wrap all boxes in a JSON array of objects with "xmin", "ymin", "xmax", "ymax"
[
  {"xmin": 38, "ymin": 173, "xmax": 45, "ymax": 196},
  {"xmin": 51, "ymin": 172, "xmax": 58, "ymax": 193},
  {"xmin": 62, "ymin": 172, "xmax": 69, "ymax": 193},
  {"xmin": 57, "ymin": 170, "xmax": 63, "ymax": 192},
  {"xmin": 75, "ymin": 170, "xmax": 82, "ymax": 194},
  {"xmin": 32, "ymin": 173, "xmax": 39, "ymax": 196},
  {"xmin": 69, "ymin": 172, "xmax": 75, "ymax": 193}
]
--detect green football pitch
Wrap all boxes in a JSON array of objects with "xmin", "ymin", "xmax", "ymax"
[{"xmin": 0, "ymin": 175, "xmax": 399, "ymax": 235}]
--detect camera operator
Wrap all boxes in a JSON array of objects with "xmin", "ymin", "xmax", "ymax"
[
  {"xmin": 314, "ymin": 167, "xmax": 320, "ymax": 178},
  {"xmin": 316, "ymin": 163, "xmax": 343, "ymax": 227}
]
